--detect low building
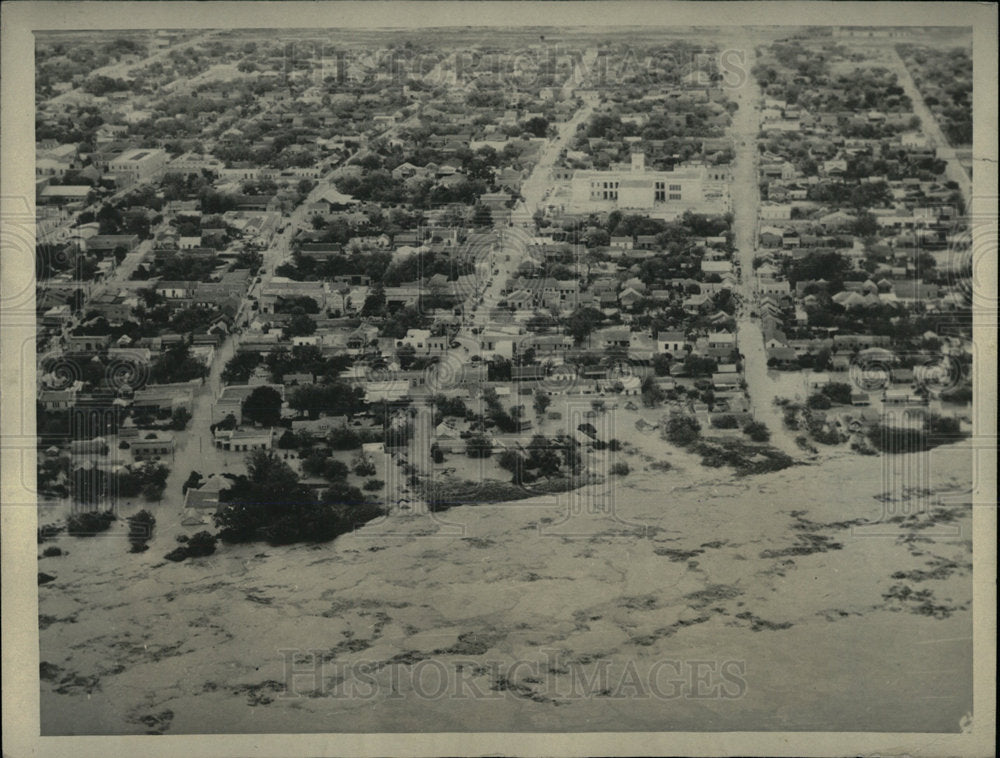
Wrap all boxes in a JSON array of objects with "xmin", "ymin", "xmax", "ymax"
[
  {"xmin": 131, "ymin": 433, "xmax": 175, "ymax": 461},
  {"xmin": 214, "ymin": 428, "xmax": 274, "ymax": 452}
]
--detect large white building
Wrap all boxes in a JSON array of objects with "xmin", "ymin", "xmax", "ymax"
[
  {"xmin": 568, "ymin": 153, "xmax": 729, "ymax": 218},
  {"xmin": 109, "ymin": 148, "xmax": 168, "ymax": 188}
]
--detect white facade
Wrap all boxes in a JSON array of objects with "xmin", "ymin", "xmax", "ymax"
[
  {"xmin": 569, "ymin": 153, "xmax": 728, "ymax": 217},
  {"xmin": 109, "ymin": 148, "xmax": 168, "ymax": 187}
]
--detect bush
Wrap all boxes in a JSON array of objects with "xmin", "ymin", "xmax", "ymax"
[
  {"xmin": 742, "ymin": 420, "xmax": 771, "ymax": 443},
  {"xmin": 941, "ymin": 385, "xmax": 972, "ymax": 404},
  {"xmin": 67, "ymin": 510, "xmax": 117, "ymax": 537},
  {"xmin": 329, "ymin": 427, "xmax": 362, "ymax": 450},
  {"xmin": 610, "ymin": 462, "xmax": 630, "ymax": 476},
  {"xmin": 711, "ymin": 414, "xmax": 739, "ymax": 429},
  {"xmin": 821, "ymin": 382, "xmax": 853, "ymax": 405},
  {"xmin": 465, "ymin": 433, "xmax": 493, "ymax": 458},
  {"xmin": 807, "ymin": 393, "xmax": 832, "ymax": 410},
  {"xmin": 37, "ymin": 523, "xmax": 63, "ymax": 543},
  {"xmin": 186, "ymin": 531, "xmax": 218, "ymax": 557},
  {"xmin": 363, "ymin": 479, "xmax": 384, "ymax": 491},
  {"xmin": 182, "ymin": 470, "xmax": 203, "ymax": 494},
  {"xmin": 127, "ymin": 509, "xmax": 156, "ymax": 552},
  {"xmin": 662, "ymin": 413, "xmax": 701, "ymax": 447},
  {"xmin": 42, "ymin": 546, "xmax": 63, "ymax": 557},
  {"xmin": 353, "ymin": 460, "xmax": 377, "ymax": 477}
]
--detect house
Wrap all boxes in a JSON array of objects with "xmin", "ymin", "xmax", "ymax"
[
  {"xmin": 39, "ymin": 387, "xmax": 79, "ymax": 410},
  {"xmin": 133, "ymin": 384, "xmax": 195, "ymax": 415},
  {"xmin": 657, "ymin": 331, "xmax": 687, "ymax": 355},
  {"xmin": 131, "ymin": 433, "xmax": 175, "ymax": 461},
  {"xmin": 66, "ymin": 333, "xmax": 112, "ymax": 352},
  {"xmin": 364, "ymin": 380, "xmax": 410, "ymax": 404},
  {"xmin": 215, "ymin": 428, "xmax": 274, "ymax": 452},
  {"xmin": 618, "ymin": 287, "xmax": 644, "ymax": 309},
  {"xmin": 766, "ymin": 347, "xmax": 798, "ymax": 369},
  {"xmin": 712, "ymin": 372, "xmax": 741, "ymax": 390},
  {"xmin": 707, "ymin": 331, "xmax": 736, "ymax": 350}
]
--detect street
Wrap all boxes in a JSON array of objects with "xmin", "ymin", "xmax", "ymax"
[{"xmin": 728, "ymin": 46, "xmax": 801, "ymax": 456}]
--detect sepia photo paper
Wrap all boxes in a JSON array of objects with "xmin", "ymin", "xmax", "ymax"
[{"xmin": 1, "ymin": 2, "xmax": 996, "ymax": 756}]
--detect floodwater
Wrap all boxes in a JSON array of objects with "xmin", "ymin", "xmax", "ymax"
[{"xmin": 38, "ymin": 429, "xmax": 973, "ymax": 735}]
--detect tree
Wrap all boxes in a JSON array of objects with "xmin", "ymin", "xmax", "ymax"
[
  {"xmin": 663, "ymin": 412, "xmax": 701, "ymax": 447},
  {"xmin": 497, "ymin": 449, "xmax": 524, "ymax": 482},
  {"xmin": 532, "ymin": 390, "xmax": 551, "ymax": 418},
  {"xmin": 396, "ymin": 343, "xmax": 417, "ymax": 369},
  {"xmin": 465, "ymin": 433, "xmax": 493, "ymax": 458},
  {"xmin": 361, "ymin": 282, "xmax": 387, "ymax": 316},
  {"xmin": 742, "ymin": 420, "xmax": 771, "ymax": 443},
  {"xmin": 807, "ymin": 393, "xmax": 832, "ymax": 410},
  {"xmin": 242, "ymin": 386, "xmax": 283, "ymax": 427},
  {"xmin": 471, "ymin": 204, "xmax": 493, "ymax": 228},
  {"xmin": 652, "ymin": 353, "xmax": 673, "ymax": 376},
  {"xmin": 564, "ymin": 306, "xmax": 604, "ymax": 344},
  {"xmin": 214, "ymin": 413, "xmax": 238, "ymax": 432},
  {"xmin": 285, "ymin": 314, "xmax": 317, "ymax": 338},
  {"xmin": 170, "ymin": 407, "xmax": 191, "ymax": 431}
]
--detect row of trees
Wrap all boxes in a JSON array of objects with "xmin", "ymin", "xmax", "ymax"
[{"xmin": 214, "ymin": 450, "xmax": 382, "ymax": 545}]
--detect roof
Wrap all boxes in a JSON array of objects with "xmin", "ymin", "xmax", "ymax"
[{"xmin": 40, "ymin": 185, "xmax": 91, "ymax": 198}]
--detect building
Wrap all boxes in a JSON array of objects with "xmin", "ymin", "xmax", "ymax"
[
  {"xmin": 131, "ymin": 433, "xmax": 175, "ymax": 461},
  {"xmin": 568, "ymin": 152, "xmax": 727, "ymax": 218},
  {"xmin": 108, "ymin": 148, "xmax": 168, "ymax": 188},
  {"xmin": 214, "ymin": 428, "xmax": 274, "ymax": 452}
]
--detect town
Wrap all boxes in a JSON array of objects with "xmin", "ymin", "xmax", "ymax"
[
  {"xmin": 28, "ymin": 21, "xmax": 980, "ymax": 738},
  {"xmin": 34, "ymin": 28, "xmax": 974, "ymax": 546}
]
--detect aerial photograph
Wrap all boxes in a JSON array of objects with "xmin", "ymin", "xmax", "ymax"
[{"xmin": 27, "ymin": 17, "xmax": 979, "ymax": 738}]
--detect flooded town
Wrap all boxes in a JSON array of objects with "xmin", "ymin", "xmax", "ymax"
[{"xmin": 18, "ymin": 17, "xmax": 983, "ymax": 741}]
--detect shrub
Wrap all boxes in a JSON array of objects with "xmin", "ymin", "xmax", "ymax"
[
  {"xmin": 742, "ymin": 420, "xmax": 771, "ymax": 443},
  {"xmin": 941, "ymin": 385, "xmax": 972, "ymax": 404},
  {"xmin": 37, "ymin": 523, "xmax": 63, "ymax": 543},
  {"xmin": 610, "ymin": 462, "xmax": 630, "ymax": 476},
  {"xmin": 807, "ymin": 393, "xmax": 832, "ymax": 410},
  {"xmin": 182, "ymin": 470, "xmax": 203, "ymax": 494},
  {"xmin": 821, "ymin": 382, "xmax": 853, "ymax": 405},
  {"xmin": 67, "ymin": 510, "xmax": 117, "ymax": 537},
  {"xmin": 127, "ymin": 510, "xmax": 156, "ymax": 552},
  {"xmin": 42, "ymin": 546, "xmax": 63, "ymax": 557},
  {"xmin": 354, "ymin": 460, "xmax": 377, "ymax": 477},
  {"xmin": 363, "ymin": 479, "xmax": 384, "ymax": 491},
  {"xmin": 465, "ymin": 433, "xmax": 493, "ymax": 458},
  {"xmin": 711, "ymin": 414, "xmax": 739, "ymax": 429},
  {"xmin": 329, "ymin": 427, "xmax": 362, "ymax": 450},
  {"xmin": 186, "ymin": 531, "xmax": 218, "ymax": 557},
  {"xmin": 662, "ymin": 413, "xmax": 701, "ymax": 447}
]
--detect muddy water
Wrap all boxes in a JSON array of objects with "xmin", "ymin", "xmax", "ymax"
[{"xmin": 38, "ymin": 438, "xmax": 972, "ymax": 735}]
